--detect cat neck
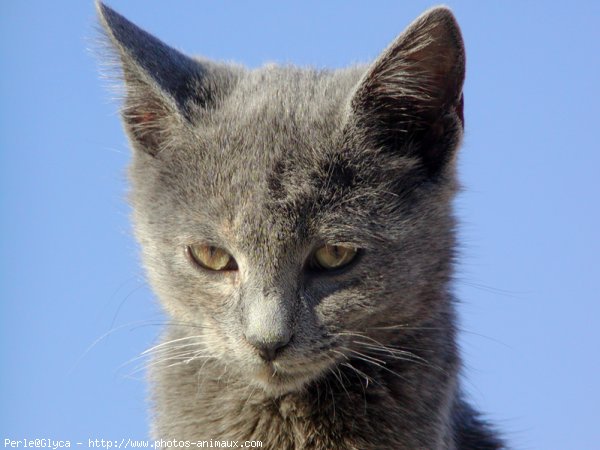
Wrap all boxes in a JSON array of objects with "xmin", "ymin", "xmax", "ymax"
[{"xmin": 149, "ymin": 324, "xmax": 460, "ymax": 449}]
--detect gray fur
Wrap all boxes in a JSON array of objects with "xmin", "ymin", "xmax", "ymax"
[{"xmin": 97, "ymin": 2, "xmax": 503, "ymax": 448}]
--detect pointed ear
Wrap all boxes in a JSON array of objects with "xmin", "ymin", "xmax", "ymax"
[
  {"xmin": 350, "ymin": 7, "xmax": 465, "ymax": 177},
  {"xmin": 96, "ymin": 2, "xmax": 237, "ymax": 156}
]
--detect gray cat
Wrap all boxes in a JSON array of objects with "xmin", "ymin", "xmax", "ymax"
[{"xmin": 97, "ymin": 2, "xmax": 503, "ymax": 448}]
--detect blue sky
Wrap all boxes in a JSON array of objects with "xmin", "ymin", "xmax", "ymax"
[{"xmin": 1, "ymin": 1, "xmax": 599, "ymax": 448}]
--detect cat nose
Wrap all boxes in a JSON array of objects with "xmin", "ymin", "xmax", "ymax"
[
  {"xmin": 243, "ymin": 288, "xmax": 294, "ymax": 362},
  {"xmin": 246, "ymin": 333, "xmax": 291, "ymax": 362}
]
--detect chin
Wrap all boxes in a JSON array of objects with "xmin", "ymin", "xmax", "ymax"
[{"xmin": 249, "ymin": 358, "xmax": 332, "ymax": 397}]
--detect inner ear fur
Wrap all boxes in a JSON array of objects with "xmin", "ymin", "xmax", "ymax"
[{"xmin": 350, "ymin": 7, "xmax": 466, "ymax": 177}]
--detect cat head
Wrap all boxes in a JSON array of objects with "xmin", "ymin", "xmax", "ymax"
[{"xmin": 98, "ymin": 2, "xmax": 465, "ymax": 395}]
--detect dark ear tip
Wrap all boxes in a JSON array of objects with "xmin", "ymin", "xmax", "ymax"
[
  {"xmin": 412, "ymin": 5, "xmax": 465, "ymax": 71},
  {"xmin": 95, "ymin": 1, "xmax": 109, "ymax": 21},
  {"xmin": 95, "ymin": 1, "xmax": 113, "ymax": 31},
  {"xmin": 95, "ymin": 1, "xmax": 125, "ymax": 35},
  {"xmin": 419, "ymin": 5, "xmax": 459, "ymax": 23},
  {"xmin": 417, "ymin": 6, "xmax": 463, "ymax": 43}
]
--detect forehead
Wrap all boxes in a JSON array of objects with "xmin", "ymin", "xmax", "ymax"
[
  {"xmin": 212, "ymin": 66, "xmax": 360, "ymax": 148},
  {"xmin": 149, "ymin": 65, "xmax": 391, "ymax": 245},
  {"xmin": 188, "ymin": 67, "xmax": 361, "ymax": 198}
]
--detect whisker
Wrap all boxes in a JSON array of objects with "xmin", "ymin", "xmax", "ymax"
[
  {"xmin": 70, "ymin": 319, "xmax": 172, "ymax": 374},
  {"xmin": 341, "ymin": 347, "xmax": 387, "ymax": 366},
  {"xmin": 328, "ymin": 366, "xmax": 351, "ymax": 401},
  {"xmin": 353, "ymin": 341, "xmax": 428, "ymax": 363},
  {"xmin": 341, "ymin": 347, "xmax": 411, "ymax": 383},
  {"xmin": 340, "ymin": 361, "xmax": 376, "ymax": 388},
  {"xmin": 124, "ymin": 351, "xmax": 213, "ymax": 377},
  {"xmin": 141, "ymin": 335, "xmax": 204, "ymax": 355}
]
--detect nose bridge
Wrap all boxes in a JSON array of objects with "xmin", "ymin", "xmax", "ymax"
[
  {"xmin": 244, "ymin": 282, "xmax": 294, "ymax": 336},
  {"xmin": 243, "ymin": 277, "xmax": 296, "ymax": 360},
  {"xmin": 236, "ymin": 208, "xmax": 300, "ymax": 359}
]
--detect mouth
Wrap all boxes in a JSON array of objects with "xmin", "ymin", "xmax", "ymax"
[{"xmin": 249, "ymin": 356, "xmax": 334, "ymax": 396}]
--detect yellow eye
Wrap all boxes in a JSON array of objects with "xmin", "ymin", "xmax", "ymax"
[
  {"xmin": 187, "ymin": 245, "xmax": 238, "ymax": 271},
  {"xmin": 311, "ymin": 244, "xmax": 358, "ymax": 271}
]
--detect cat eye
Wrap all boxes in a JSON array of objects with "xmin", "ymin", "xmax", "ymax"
[
  {"xmin": 187, "ymin": 244, "xmax": 238, "ymax": 271},
  {"xmin": 310, "ymin": 244, "xmax": 358, "ymax": 271}
]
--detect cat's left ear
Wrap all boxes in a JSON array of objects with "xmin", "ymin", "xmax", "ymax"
[{"xmin": 349, "ymin": 7, "xmax": 465, "ymax": 177}]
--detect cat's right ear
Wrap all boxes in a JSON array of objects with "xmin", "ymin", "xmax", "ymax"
[{"xmin": 96, "ymin": 2, "xmax": 237, "ymax": 156}]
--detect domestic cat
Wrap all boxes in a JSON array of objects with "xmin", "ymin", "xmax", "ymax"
[{"xmin": 98, "ymin": 2, "xmax": 503, "ymax": 448}]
